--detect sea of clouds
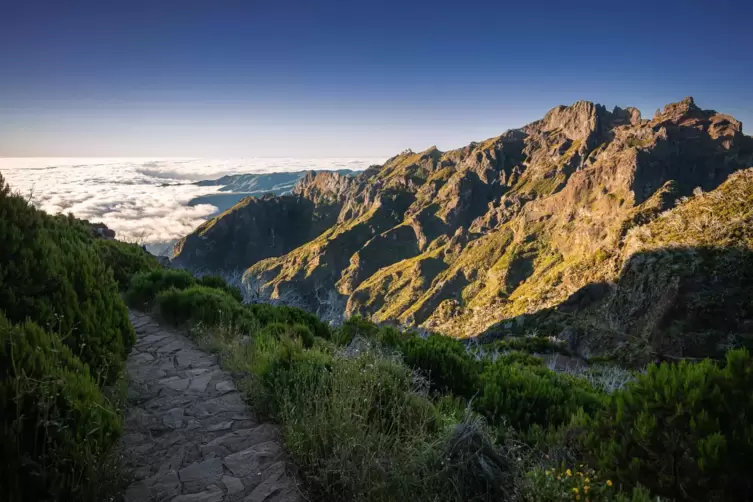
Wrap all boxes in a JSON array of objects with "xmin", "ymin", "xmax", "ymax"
[{"xmin": 0, "ymin": 157, "xmax": 383, "ymax": 254}]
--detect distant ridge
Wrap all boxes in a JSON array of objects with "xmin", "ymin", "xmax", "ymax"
[{"xmin": 187, "ymin": 169, "xmax": 357, "ymax": 215}]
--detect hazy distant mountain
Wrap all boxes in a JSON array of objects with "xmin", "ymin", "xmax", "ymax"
[{"xmin": 187, "ymin": 169, "xmax": 356, "ymax": 215}]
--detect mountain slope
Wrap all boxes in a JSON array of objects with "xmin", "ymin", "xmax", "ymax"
[
  {"xmin": 174, "ymin": 98, "xmax": 753, "ymax": 346},
  {"xmin": 483, "ymin": 167, "xmax": 753, "ymax": 363},
  {"xmin": 172, "ymin": 171, "xmax": 356, "ymax": 270}
]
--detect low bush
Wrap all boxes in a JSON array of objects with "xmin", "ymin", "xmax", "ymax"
[
  {"xmin": 197, "ymin": 274, "xmax": 243, "ymax": 303},
  {"xmin": 332, "ymin": 315, "xmax": 379, "ymax": 345},
  {"xmin": 374, "ymin": 324, "xmax": 414, "ymax": 347},
  {"xmin": 400, "ymin": 334, "xmax": 481, "ymax": 398},
  {"xmin": 94, "ymin": 239, "xmax": 161, "ymax": 289},
  {"xmin": 124, "ymin": 269, "xmax": 197, "ymax": 307},
  {"xmin": 476, "ymin": 360, "xmax": 604, "ymax": 434},
  {"xmin": 145, "ymin": 274, "xmax": 332, "ymax": 345},
  {"xmin": 258, "ymin": 322, "xmax": 316, "ymax": 348},
  {"xmin": 246, "ymin": 302, "xmax": 331, "ymax": 340},
  {"xmin": 0, "ymin": 174, "xmax": 132, "ymax": 383},
  {"xmin": 586, "ymin": 349, "xmax": 753, "ymax": 501},
  {"xmin": 0, "ymin": 315, "xmax": 123, "ymax": 501},
  {"xmin": 156, "ymin": 286, "xmax": 259, "ymax": 335},
  {"xmin": 494, "ymin": 350, "xmax": 546, "ymax": 367}
]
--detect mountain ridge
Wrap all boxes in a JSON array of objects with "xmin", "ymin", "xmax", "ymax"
[{"xmin": 172, "ymin": 97, "xmax": 753, "ymax": 359}]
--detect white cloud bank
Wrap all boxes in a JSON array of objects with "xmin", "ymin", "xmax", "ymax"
[{"xmin": 0, "ymin": 157, "xmax": 383, "ymax": 253}]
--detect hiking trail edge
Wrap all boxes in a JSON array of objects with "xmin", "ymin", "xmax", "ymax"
[{"xmin": 121, "ymin": 310, "xmax": 301, "ymax": 502}]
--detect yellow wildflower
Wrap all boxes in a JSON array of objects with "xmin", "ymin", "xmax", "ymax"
[
  {"xmin": 606, "ymin": 480, "xmax": 613, "ymax": 487},
  {"xmin": 584, "ymin": 478, "xmax": 590, "ymax": 484},
  {"xmin": 584, "ymin": 486, "xmax": 590, "ymax": 493},
  {"xmin": 566, "ymin": 469, "xmax": 572, "ymax": 477},
  {"xmin": 545, "ymin": 470, "xmax": 550, "ymax": 476}
]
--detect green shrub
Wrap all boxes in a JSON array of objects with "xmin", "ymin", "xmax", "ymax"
[
  {"xmin": 0, "ymin": 174, "xmax": 133, "ymax": 382},
  {"xmin": 332, "ymin": 315, "xmax": 379, "ymax": 345},
  {"xmin": 124, "ymin": 269, "xmax": 197, "ymax": 307},
  {"xmin": 155, "ymin": 286, "xmax": 258, "ymax": 334},
  {"xmin": 586, "ymin": 349, "xmax": 753, "ymax": 501},
  {"xmin": 126, "ymin": 269, "xmax": 249, "ymax": 309},
  {"xmin": 0, "ymin": 315, "xmax": 123, "ymax": 501},
  {"xmin": 258, "ymin": 322, "xmax": 316, "ymax": 348},
  {"xmin": 494, "ymin": 350, "xmax": 546, "ymax": 367},
  {"xmin": 476, "ymin": 361, "xmax": 604, "ymax": 434},
  {"xmin": 400, "ymin": 334, "xmax": 480, "ymax": 398},
  {"xmin": 152, "ymin": 281, "xmax": 330, "ymax": 343},
  {"xmin": 375, "ymin": 324, "xmax": 414, "ymax": 347},
  {"xmin": 197, "ymin": 274, "xmax": 243, "ymax": 302},
  {"xmin": 246, "ymin": 302, "xmax": 331, "ymax": 339},
  {"xmin": 286, "ymin": 323, "xmax": 316, "ymax": 348},
  {"xmin": 94, "ymin": 239, "xmax": 161, "ymax": 289},
  {"xmin": 259, "ymin": 350, "xmax": 444, "ymax": 500}
]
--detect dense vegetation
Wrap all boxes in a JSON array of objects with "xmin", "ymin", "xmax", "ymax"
[
  {"xmin": 94, "ymin": 238, "xmax": 161, "ymax": 289},
  {"xmin": 586, "ymin": 350, "xmax": 753, "ymax": 500},
  {"xmin": 0, "ymin": 173, "xmax": 160, "ymax": 501},
  {"xmin": 130, "ymin": 267, "xmax": 753, "ymax": 502}
]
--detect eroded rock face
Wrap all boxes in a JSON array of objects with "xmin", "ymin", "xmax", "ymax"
[
  {"xmin": 173, "ymin": 98, "xmax": 753, "ymax": 339},
  {"xmin": 171, "ymin": 193, "xmax": 340, "ymax": 272}
]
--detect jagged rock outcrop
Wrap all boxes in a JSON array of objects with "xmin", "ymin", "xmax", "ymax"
[{"xmin": 174, "ymin": 98, "xmax": 753, "ymax": 342}]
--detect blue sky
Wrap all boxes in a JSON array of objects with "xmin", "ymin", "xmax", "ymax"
[{"xmin": 1, "ymin": 0, "xmax": 751, "ymax": 157}]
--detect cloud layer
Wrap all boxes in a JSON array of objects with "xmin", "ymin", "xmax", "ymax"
[{"xmin": 0, "ymin": 157, "xmax": 382, "ymax": 253}]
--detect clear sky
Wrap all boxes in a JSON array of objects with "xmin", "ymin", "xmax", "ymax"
[{"xmin": 1, "ymin": 0, "xmax": 751, "ymax": 157}]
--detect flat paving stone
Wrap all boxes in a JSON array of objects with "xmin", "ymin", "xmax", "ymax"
[{"xmin": 121, "ymin": 310, "xmax": 301, "ymax": 502}]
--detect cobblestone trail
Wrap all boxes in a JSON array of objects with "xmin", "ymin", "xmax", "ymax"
[{"xmin": 122, "ymin": 311, "xmax": 301, "ymax": 502}]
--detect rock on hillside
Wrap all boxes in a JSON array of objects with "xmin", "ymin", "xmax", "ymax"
[{"xmin": 174, "ymin": 98, "xmax": 753, "ymax": 347}]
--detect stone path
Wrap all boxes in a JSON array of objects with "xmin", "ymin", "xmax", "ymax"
[{"xmin": 122, "ymin": 311, "xmax": 301, "ymax": 502}]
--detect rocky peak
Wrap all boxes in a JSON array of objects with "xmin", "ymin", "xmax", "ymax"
[
  {"xmin": 653, "ymin": 96, "xmax": 710, "ymax": 123},
  {"xmin": 533, "ymin": 101, "xmax": 605, "ymax": 140},
  {"xmin": 611, "ymin": 106, "xmax": 642, "ymax": 126},
  {"xmin": 643, "ymin": 97, "xmax": 748, "ymax": 151},
  {"xmin": 292, "ymin": 170, "xmax": 356, "ymax": 205}
]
